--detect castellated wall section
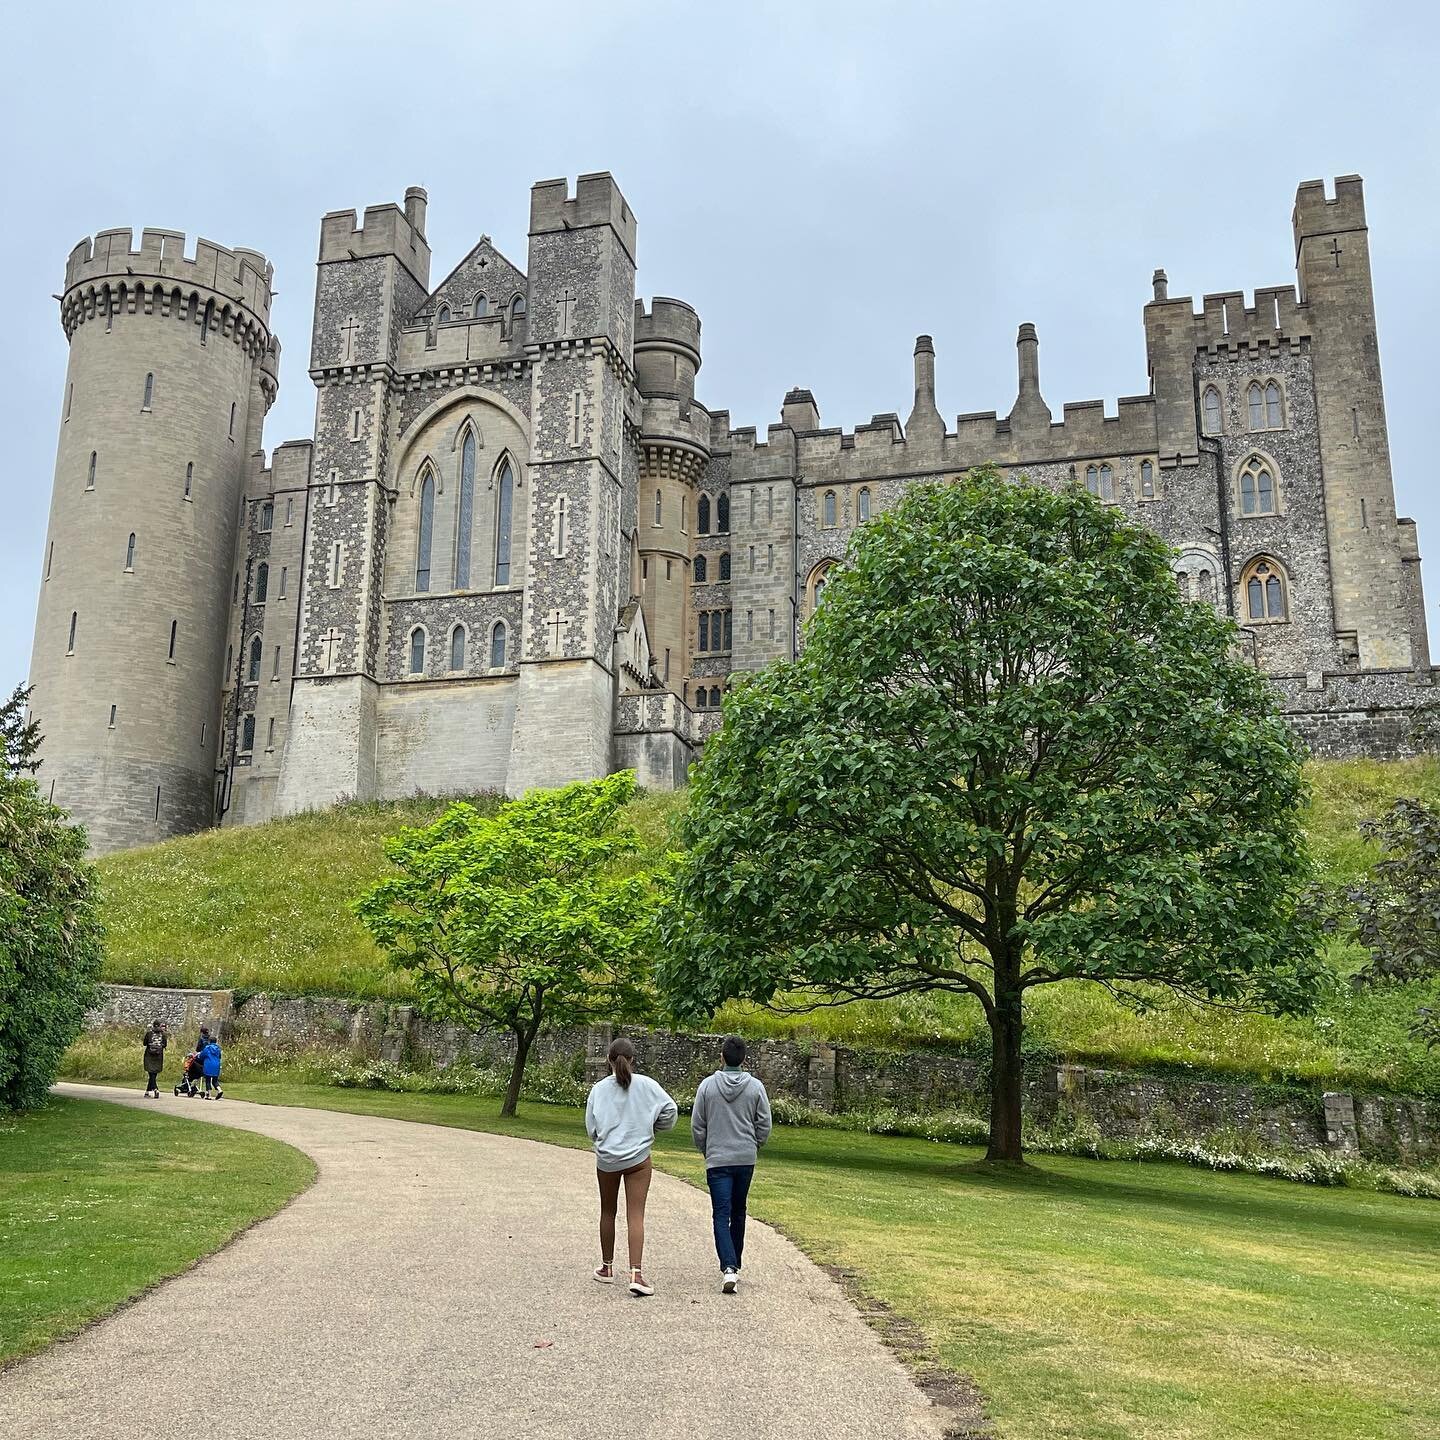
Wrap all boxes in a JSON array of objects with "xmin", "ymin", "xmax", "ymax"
[{"xmin": 28, "ymin": 174, "xmax": 1438, "ymax": 853}]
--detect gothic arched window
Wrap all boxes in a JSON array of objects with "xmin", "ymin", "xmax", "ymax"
[
  {"xmin": 494, "ymin": 459, "xmax": 514, "ymax": 585},
  {"xmin": 1140, "ymin": 460, "xmax": 1155, "ymax": 499},
  {"xmin": 456, "ymin": 430, "xmax": 476, "ymax": 589},
  {"xmin": 248, "ymin": 635, "xmax": 262, "ymax": 682},
  {"xmin": 490, "ymin": 621, "xmax": 508, "ymax": 669},
  {"xmin": 717, "ymin": 493, "xmax": 729, "ymax": 532},
  {"xmin": 695, "ymin": 689, "xmax": 708, "ymax": 710},
  {"xmin": 719, "ymin": 551, "xmax": 730, "ymax": 581},
  {"xmin": 510, "ymin": 293, "xmax": 527, "ymax": 331},
  {"xmin": 822, "ymin": 491, "xmax": 837, "ymax": 527},
  {"xmin": 255, "ymin": 562, "xmax": 268, "ymax": 602},
  {"xmin": 416, "ymin": 468, "xmax": 435, "ymax": 591},
  {"xmin": 409, "ymin": 627, "xmax": 426, "ymax": 674},
  {"xmin": 1265, "ymin": 380, "xmax": 1283, "ymax": 428},
  {"xmin": 1239, "ymin": 456, "xmax": 1277, "ymax": 516},
  {"xmin": 1242, "ymin": 557, "xmax": 1288, "ymax": 622},
  {"xmin": 808, "ymin": 560, "xmax": 835, "ymax": 617},
  {"xmin": 709, "ymin": 686, "xmax": 721, "ymax": 708},
  {"xmin": 242, "ymin": 714, "xmax": 255, "ymax": 753},
  {"xmin": 473, "ymin": 293, "xmax": 488, "ymax": 317},
  {"xmin": 698, "ymin": 494, "xmax": 710, "ymax": 534},
  {"xmin": 694, "ymin": 554, "xmax": 708, "ymax": 583},
  {"xmin": 437, "ymin": 305, "xmax": 451, "ymax": 324},
  {"xmin": 858, "ymin": 487, "xmax": 871, "ymax": 522},
  {"xmin": 1202, "ymin": 386, "xmax": 1223, "ymax": 435},
  {"xmin": 449, "ymin": 624, "xmax": 466, "ymax": 671}
]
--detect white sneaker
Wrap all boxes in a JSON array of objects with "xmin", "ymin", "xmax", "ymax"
[{"xmin": 722, "ymin": 1269, "xmax": 739, "ymax": 1294}]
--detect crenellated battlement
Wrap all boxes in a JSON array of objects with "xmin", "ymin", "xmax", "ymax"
[
  {"xmin": 634, "ymin": 297, "xmax": 701, "ymax": 360},
  {"xmin": 529, "ymin": 172, "xmax": 637, "ymax": 263},
  {"xmin": 319, "ymin": 190, "xmax": 431, "ymax": 288},
  {"xmin": 1146, "ymin": 282, "xmax": 1310, "ymax": 356},
  {"xmin": 1293, "ymin": 174, "xmax": 1366, "ymax": 248},
  {"xmin": 64, "ymin": 228, "xmax": 274, "ymax": 322}
]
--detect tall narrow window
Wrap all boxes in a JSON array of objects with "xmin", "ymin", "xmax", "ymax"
[
  {"xmin": 242, "ymin": 715, "xmax": 255, "ymax": 752},
  {"xmin": 65, "ymin": 384, "xmax": 73, "ymax": 420},
  {"xmin": 858, "ymin": 487, "xmax": 871, "ymax": 522},
  {"xmin": 260, "ymin": 501, "xmax": 273, "ymax": 532},
  {"xmin": 267, "ymin": 717, "xmax": 276, "ymax": 749},
  {"xmin": 698, "ymin": 495, "xmax": 711, "ymax": 534},
  {"xmin": 278, "ymin": 566, "xmax": 287, "ymax": 597},
  {"xmin": 108, "ymin": 704, "xmax": 116, "ymax": 728},
  {"xmin": 142, "ymin": 372, "xmax": 154, "ymax": 410},
  {"xmin": 155, "ymin": 784, "xmax": 163, "ymax": 820},
  {"xmin": 749, "ymin": 491, "xmax": 756, "ymax": 524},
  {"xmin": 510, "ymin": 293, "xmax": 526, "ymax": 329},
  {"xmin": 746, "ymin": 610, "xmax": 753, "ymax": 640},
  {"xmin": 255, "ymin": 562, "xmax": 268, "ymax": 602},
  {"xmin": 416, "ymin": 468, "xmax": 435, "ymax": 591},
  {"xmin": 554, "ymin": 495, "xmax": 569, "ymax": 557},
  {"xmin": 1239, "ymin": 456, "xmax": 1277, "ymax": 516},
  {"xmin": 201, "ymin": 299, "xmax": 213, "ymax": 346},
  {"xmin": 1243, "ymin": 559, "xmax": 1288, "ymax": 622},
  {"xmin": 719, "ymin": 551, "xmax": 730, "ymax": 581},
  {"xmin": 184, "ymin": 462, "xmax": 193, "ymax": 499},
  {"xmin": 67, "ymin": 611, "xmax": 77, "ymax": 654},
  {"xmin": 233, "ymin": 571, "xmax": 240, "ymax": 603},
  {"xmin": 694, "ymin": 554, "xmax": 708, "ymax": 582},
  {"xmin": 450, "ymin": 625, "xmax": 466, "ymax": 670},
  {"xmin": 654, "ymin": 489, "xmax": 662, "ymax": 525},
  {"xmin": 284, "ymin": 497, "xmax": 293, "ymax": 526},
  {"xmin": 437, "ymin": 304, "xmax": 450, "ymax": 324},
  {"xmin": 229, "ymin": 402, "xmax": 236, "ymax": 439},
  {"xmin": 749, "ymin": 546, "xmax": 755, "ymax": 573},
  {"xmin": 695, "ymin": 689, "xmax": 708, "ymax": 710},
  {"xmin": 409, "ymin": 628, "xmax": 426, "ymax": 674},
  {"xmin": 1265, "ymin": 381, "xmax": 1283, "ymax": 428},
  {"xmin": 168, "ymin": 619, "xmax": 177, "ymax": 661},
  {"xmin": 125, "ymin": 533, "xmax": 136, "ymax": 571},
  {"xmin": 272, "ymin": 646, "xmax": 281, "ymax": 679},
  {"xmin": 248, "ymin": 636, "xmax": 262, "ymax": 681},
  {"xmin": 494, "ymin": 459, "xmax": 514, "ymax": 585},
  {"xmin": 571, "ymin": 392, "xmax": 582, "ymax": 447},
  {"xmin": 490, "ymin": 622, "xmax": 507, "ymax": 669},
  {"xmin": 326, "ymin": 470, "xmax": 338, "ymax": 506},
  {"xmin": 1140, "ymin": 460, "xmax": 1155, "ymax": 499},
  {"xmin": 1099, "ymin": 464, "xmax": 1114, "ymax": 502},
  {"xmin": 1248, "ymin": 383, "xmax": 1265, "ymax": 430},
  {"xmin": 724, "ymin": 610, "xmax": 733, "ymax": 649},
  {"xmin": 45, "ymin": 541, "xmax": 53, "ymax": 580},
  {"xmin": 351, "ymin": 409, "xmax": 361, "ymax": 440},
  {"xmin": 823, "ymin": 491, "xmax": 837, "ymax": 527},
  {"xmin": 681, "ymin": 495, "xmax": 688, "ymax": 532},
  {"xmin": 473, "ymin": 293, "xmax": 488, "ymax": 317},
  {"xmin": 329, "ymin": 542, "xmax": 342, "ymax": 588},
  {"xmin": 718, "ymin": 492, "xmax": 729, "ymax": 532},
  {"xmin": 456, "ymin": 432, "xmax": 476, "ymax": 588},
  {"xmin": 86, "ymin": 452, "xmax": 96, "ymax": 490},
  {"xmin": 1202, "ymin": 386, "xmax": 1223, "ymax": 435}
]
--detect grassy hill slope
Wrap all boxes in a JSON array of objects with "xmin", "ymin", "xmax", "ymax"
[{"xmin": 94, "ymin": 762, "xmax": 1440, "ymax": 1095}]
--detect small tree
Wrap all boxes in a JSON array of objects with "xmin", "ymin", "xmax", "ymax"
[
  {"xmin": 354, "ymin": 772, "xmax": 660, "ymax": 1116},
  {"xmin": 659, "ymin": 470, "xmax": 1326, "ymax": 1162},
  {"xmin": 0, "ymin": 717, "xmax": 104, "ymax": 1110},
  {"xmin": 1, "ymin": 683, "xmax": 42, "ymax": 777},
  {"xmin": 1326, "ymin": 796, "xmax": 1440, "ymax": 1047}
]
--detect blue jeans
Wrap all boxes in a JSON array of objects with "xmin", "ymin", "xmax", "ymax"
[{"xmin": 705, "ymin": 1164, "xmax": 754, "ymax": 1272}]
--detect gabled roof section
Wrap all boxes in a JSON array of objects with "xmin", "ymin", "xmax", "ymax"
[{"xmin": 412, "ymin": 237, "xmax": 527, "ymax": 322}]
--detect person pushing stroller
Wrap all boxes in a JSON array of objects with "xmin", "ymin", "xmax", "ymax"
[{"xmin": 174, "ymin": 1025, "xmax": 222, "ymax": 1099}]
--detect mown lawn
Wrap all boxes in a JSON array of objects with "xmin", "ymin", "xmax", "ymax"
[
  {"xmin": 191, "ymin": 1080, "xmax": 1438, "ymax": 1440},
  {"xmin": 92, "ymin": 762, "xmax": 1440, "ymax": 1094},
  {"xmin": 0, "ymin": 1097, "xmax": 314, "ymax": 1365}
]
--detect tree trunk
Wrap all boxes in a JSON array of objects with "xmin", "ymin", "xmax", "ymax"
[
  {"xmin": 985, "ymin": 987, "xmax": 1025, "ymax": 1163},
  {"xmin": 501, "ymin": 1029, "xmax": 533, "ymax": 1118}
]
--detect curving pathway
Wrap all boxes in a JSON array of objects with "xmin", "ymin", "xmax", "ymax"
[{"xmin": 1, "ymin": 1084, "xmax": 949, "ymax": 1439}]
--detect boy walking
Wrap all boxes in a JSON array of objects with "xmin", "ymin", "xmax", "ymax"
[{"xmin": 691, "ymin": 1035, "xmax": 772, "ymax": 1293}]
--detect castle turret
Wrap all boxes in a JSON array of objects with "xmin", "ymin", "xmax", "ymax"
[{"xmin": 30, "ymin": 229, "xmax": 276, "ymax": 852}]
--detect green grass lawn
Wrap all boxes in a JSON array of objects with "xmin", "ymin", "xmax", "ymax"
[
  {"xmin": 166, "ymin": 1078, "xmax": 1437, "ymax": 1440},
  {"xmin": 0, "ymin": 1097, "xmax": 314, "ymax": 1365},
  {"xmin": 92, "ymin": 761, "xmax": 1440, "ymax": 1094}
]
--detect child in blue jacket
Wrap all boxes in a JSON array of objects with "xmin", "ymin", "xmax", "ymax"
[{"xmin": 200, "ymin": 1037, "xmax": 224, "ymax": 1099}]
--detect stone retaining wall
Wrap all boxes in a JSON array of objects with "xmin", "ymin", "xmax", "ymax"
[{"xmin": 86, "ymin": 984, "xmax": 1440, "ymax": 1164}]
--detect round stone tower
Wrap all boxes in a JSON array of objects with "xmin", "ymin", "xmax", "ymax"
[{"xmin": 29, "ymin": 227, "xmax": 277, "ymax": 852}]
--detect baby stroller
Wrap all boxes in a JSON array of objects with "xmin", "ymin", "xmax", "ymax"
[{"xmin": 173, "ymin": 1052, "xmax": 204, "ymax": 1097}]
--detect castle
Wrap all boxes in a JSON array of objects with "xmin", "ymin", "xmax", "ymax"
[{"xmin": 28, "ymin": 172, "xmax": 1434, "ymax": 853}]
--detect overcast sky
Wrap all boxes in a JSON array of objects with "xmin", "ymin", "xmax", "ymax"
[{"xmin": 4, "ymin": 1, "xmax": 1438, "ymax": 696}]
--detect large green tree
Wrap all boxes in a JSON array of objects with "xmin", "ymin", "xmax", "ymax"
[
  {"xmin": 659, "ymin": 469, "xmax": 1326, "ymax": 1161},
  {"xmin": 354, "ymin": 772, "xmax": 660, "ymax": 1115},
  {"xmin": 0, "ymin": 691, "xmax": 104, "ymax": 1111}
]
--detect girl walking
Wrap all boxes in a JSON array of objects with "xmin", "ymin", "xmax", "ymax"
[{"xmin": 584, "ymin": 1037, "xmax": 677, "ymax": 1297}]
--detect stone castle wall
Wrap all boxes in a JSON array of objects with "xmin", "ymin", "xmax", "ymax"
[{"xmin": 86, "ymin": 984, "xmax": 1440, "ymax": 1165}]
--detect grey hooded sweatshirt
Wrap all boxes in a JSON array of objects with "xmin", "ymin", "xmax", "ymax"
[{"xmin": 691, "ymin": 1068, "xmax": 773, "ymax": 1168}]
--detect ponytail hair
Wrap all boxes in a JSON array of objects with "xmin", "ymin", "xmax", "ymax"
[{"xmin": 607, "ymin": 1037, "xmax": 636, "ymax": 1090}]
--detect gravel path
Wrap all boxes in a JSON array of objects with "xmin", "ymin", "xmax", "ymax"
[{"xmin": 1, "ymin": 1084, "xmax": 948, "ymax": 1439}]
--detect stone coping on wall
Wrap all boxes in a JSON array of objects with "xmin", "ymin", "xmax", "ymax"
[{"xmin": 84, "ymin": 983, "xmax": 1439, "ymax": 1165}]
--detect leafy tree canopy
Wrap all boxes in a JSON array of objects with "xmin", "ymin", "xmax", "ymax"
[
  {"xmin": 659, "ymin": 468, "xmax": 1326, "ymax": 1159},
  {"xmin": 1, "ymin": 684, "xmax": 41, "ymax": 777},
  {"xmin": 0, "ymin": 769, "xmax": 104, "ymax": 1111},
  {"xmin": 354, "ymin": 771, "xmax": 660, "ymax": 1115}
]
